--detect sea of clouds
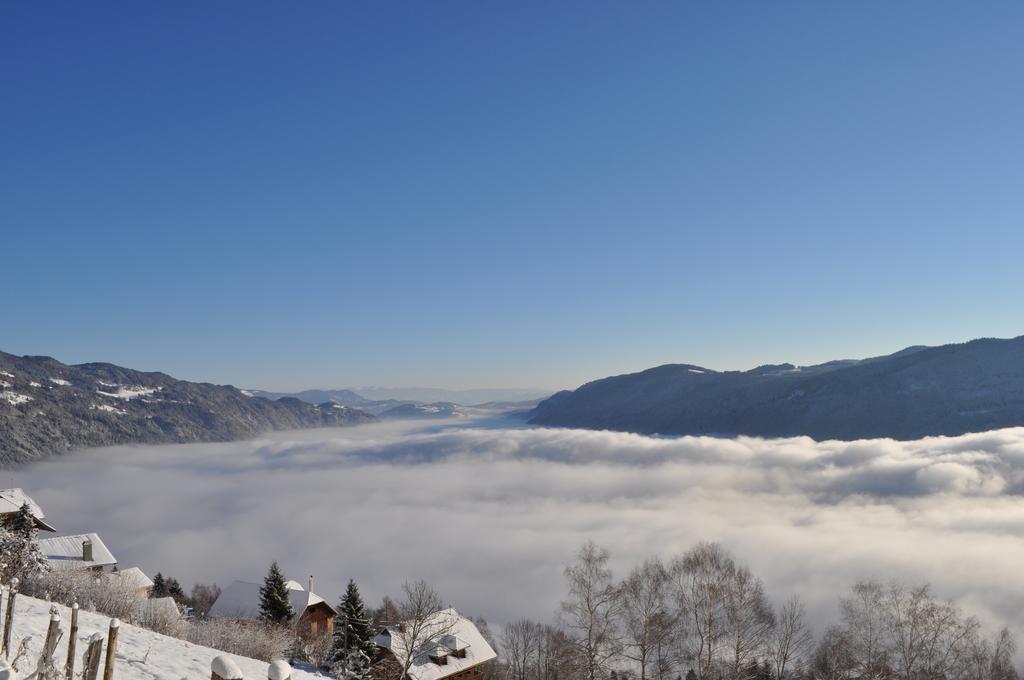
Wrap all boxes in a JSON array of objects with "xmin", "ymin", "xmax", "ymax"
[{"xmin": 16, "ymin": 419, "xmax": 1024, "ymax": 638}]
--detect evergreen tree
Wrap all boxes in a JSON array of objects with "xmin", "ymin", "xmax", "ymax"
[
  {"xmin": 328, "ymin": 579, "xmax": 377, "ymax": 679},
  {"xmin": 9, "ymin": 503, "xmax": 36, "ymax": 538},
  {"xmin": 151, "ymin": 572, "xmax": 168, "ymax": 598},
  {"xmin": 0, "ymin": 503, "xmax": 49, "ymax": 583},
  {"xmin": 259, "ymin": 561, "xmax": 294, "ymax": 625},
  {"xmin": 167, "ymin": 577, "xmax": 186, "ymax": 603}
]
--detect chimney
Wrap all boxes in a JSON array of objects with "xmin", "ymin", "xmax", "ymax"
[
  {"xmin": 308, "ymin": 575, "xmax": 314, "ymax": 594},
  {"xmin": 82, "ymin": 538, "xmax": 93, "ymax": 562}
]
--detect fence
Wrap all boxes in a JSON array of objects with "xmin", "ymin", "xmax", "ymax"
[{"xmin": 0, "ymin": 580, "xmax": 293, "ymax": 680}]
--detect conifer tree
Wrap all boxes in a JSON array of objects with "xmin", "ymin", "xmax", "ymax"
[
  {"xmin": 259, "ymin": 561, "xmax": 294, "ymax": 625},
  {"xmin": 9, "ymin": 503, "xmax": 36, "ymax": 538},
  {"xmin": 328, "ymin": 579, "xmax": 377, "ymax": 679},
  {"xmin": 0, "ymin": 503, "xmax": 49, "ymax": 583},
  {"xmin": 167, "ymin": 577, "xmax": 186, "ymax": 603},
  {"xmin": 151, "ymin": 572, "xmax": 168, "ymax": 598}
]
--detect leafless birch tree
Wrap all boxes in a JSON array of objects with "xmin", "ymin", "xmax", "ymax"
[
  {"xmin": 390, "ymin": 579, "xmax": 456, "ymax": 680},
  {"xmin": 618, "ymin": 557, "xmax": 676, "ymax": 680},
  {"xmin": 561, "ymin": 541, "xmax": 622, "ymax": 680},
  {"xmin": 670, "ymin": 542, "xmax": 736, "ymax": 680},
  {"xmin": 503, "ymin": 619, "xmax": 542, "ymax": 680},
  {"xmin": 769, "ymin": 596, "xmax": 812, "ymax": 680}
]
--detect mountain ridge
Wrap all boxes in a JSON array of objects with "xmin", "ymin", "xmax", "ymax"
[
  {"xmin": 530, "ymin": 336, "xmax": 1024, "ymax": 440},
  {"xmin": 0, "ymin": 351, "xmax": 377, "ymax": 464}
]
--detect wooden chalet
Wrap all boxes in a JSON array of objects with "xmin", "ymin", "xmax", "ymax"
[
  {"xmin": 373, "ymin": 608, "xmax": 496, "ymax": 680},
  {"xmin": 208, "ymin": 575, "xmax": 335, "ymax": 636}
]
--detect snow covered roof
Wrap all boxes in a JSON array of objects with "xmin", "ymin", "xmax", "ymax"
[
  {"xmin": 112, "ymin": 567, "xmax": 154, "ymax": 591},
  {"xmin": 374, "ymin": 609, "xmax": 497, "ymax": 680},
  {"xmin": 36, "ymin": 533, "xmax": 117, "ymax": 570},
  {"xmin": 208, "ymin": 579, "xmax": 335, "ymax": 620},
  {"xmin": 137, "ymin": 596, "xmax": 181, "ymax": 620},
  {"xmin": 0, "ymin": 488, "xmax": 55, "ymax": 531}
]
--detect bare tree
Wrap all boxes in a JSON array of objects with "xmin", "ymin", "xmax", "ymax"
[
  {"xmin": 536, "ymin": 624, "xmax": 577, "ymax": 680},
  {"xmin": 503, "ymin": 619, "xmax": 542, "ymax": 680},
  {"xmin": 619, "ymin": 558, "xmax": 675, "ymax": 680},
  {"xmin": 387, "ymin": 579, "xmax": 457, "ymax": 680},
  {"xmin": 561, "ymin": 541, "xmax": 622, "ymax": 680},
  {"xmin": 190, "ymin": 583, "xmax": 221, "ymax": 617},
  {"xmin": 811, "ymin": 626, "xmax": 856, "ymax": 680},
  {"xmin": 879, "ymin": 582, "xmax": 983, "ymax": 680},
  {"xmin": 990, "ymin": 627, "xmax": 1018, "ymax": 680},
  {"xmin": 724, "ymin": 566, "xmax": 775, "ymax": 680},
  {"xmin": 769, "ymin": 596, "xmax": 812, "ymax": 680},
  {"xmin": 840, "ymin": 580, "xmax": 890, "ymax": 680},
  {"xmin": 670, "ymin": 542, "xmax": 736, "ymax": 680}
]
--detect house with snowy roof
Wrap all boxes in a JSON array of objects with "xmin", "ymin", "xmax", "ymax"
[
  {"xmin": 110, "ymin": 566, "xmax": 155, "ymax": 596},
  {"xmin": 373, "ymin": 608, "xmax": 496, "ymax": 680},
  {"xmin": 0, "ymin": 488, "xmax": 56, "ymax": 532},
  {"xmin": 36, "ymin": 533, "xmax": 117, "ymax": 571},
  {"xmin": 208, "ymin": 576, "xmax": 336, "ymax": 636}
]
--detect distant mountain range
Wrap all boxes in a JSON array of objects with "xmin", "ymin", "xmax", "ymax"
[
  {"xmin": 0, "ymin": 352, "xmax": 377, "ymax": 464},
  {"xmin": 247, "ymin": 387, "xmax": 549, "ymax": 417},
  {"xmin": 530, "ymin": 336, "xmax": 1024, "ymax": 441}
]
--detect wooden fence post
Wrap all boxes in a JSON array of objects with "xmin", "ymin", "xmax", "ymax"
[
  {"xmin": 211, "ymin": 655, "xmax": 244, "ymax": 680},
  {"xmin": 36, "ymin": 608, "xmax": 63, "ymax": 679},
  {"xmin": 66, "ymin": 601, "xmax": 80, "ymax": 680},
  {"xmin": 269, "ymin": 658, "xmax": 292, "ymax": 680},
  {"xmin": 1, "ymin": 578, "xmax": 17, "ymax": 658},
  {"xmin": 82, "ymin": 632, "xmax": 104, "ymax": 680},
  {"xmin": 102, "ymin": 618, "xmax": 119, "ymax": 680}
]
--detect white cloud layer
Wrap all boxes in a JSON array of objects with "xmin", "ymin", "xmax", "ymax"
[{"xmin": 15, "ymin": 420, "xmax": 1024, "ymax": 639}]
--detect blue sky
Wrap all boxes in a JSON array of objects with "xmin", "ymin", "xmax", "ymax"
[{"xmin": 3, "ymin": 2, "xmax": 1023, "ymax": 392}]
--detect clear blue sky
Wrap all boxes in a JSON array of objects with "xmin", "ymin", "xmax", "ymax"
[{"xmin": 3, "ymin": 2, "xmax": 1023, "ymax": 392}]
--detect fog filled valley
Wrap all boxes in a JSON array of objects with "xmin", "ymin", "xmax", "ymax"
[{"xmin": 15, "ymin": 416, "xmax": 1024, "ymax": 671}]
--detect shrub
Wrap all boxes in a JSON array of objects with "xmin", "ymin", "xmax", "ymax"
[{"xmin": 187, "ymin": 618, "xmax": 295, "ymax": 662}]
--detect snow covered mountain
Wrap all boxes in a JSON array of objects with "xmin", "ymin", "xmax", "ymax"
[
  {"xmin": 530, "ymin": 335, "xmax": 1024, "ymax": 440},
  {"xmin": 0, "ymin": 351, "xmax": 377, "ymax": 463}
]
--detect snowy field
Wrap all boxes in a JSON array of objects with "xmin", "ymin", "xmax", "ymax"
[
  {"xmin": 14, "ymin": 418, "xmax": 1024, "ymax": 643},
  {"xmin": 7, "ymin": 593, "xmax": 318, "ymax": 679}
]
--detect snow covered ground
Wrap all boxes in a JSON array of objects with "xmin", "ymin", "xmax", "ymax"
[{"xmin": 8, "ymin": 594, "xmax": 321, "ymax": 680}]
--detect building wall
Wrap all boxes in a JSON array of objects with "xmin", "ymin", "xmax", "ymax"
[{"xmin": 298, "ymin": 605, "xmax": 334, "ymax": 637}]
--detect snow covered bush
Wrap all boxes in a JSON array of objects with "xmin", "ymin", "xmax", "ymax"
[
  {"xmin": 24, "ymin": 569, "xmax": 145, "ymax": 622},
  {"xmin": 135, "ymin": 598, "xmax": 188, "ymax": 637},
  {"xmin": 187, "ymin": 618, "xmax": 295, "ymax": 662},
  {"xmin": 0, "ymin": 504, "xmax": 49, "ymax": 583},
  {"xmin": 298, "ymin": 630, "xmax": 333, "ymax": 669}
]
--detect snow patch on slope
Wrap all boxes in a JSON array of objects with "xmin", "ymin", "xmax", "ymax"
[
  {"xmin": 97, "ymin": 386, "xmax": 161, "ymax": 401},
  {"xmin": 91, "ymin": 404, "xmax": 128, "ymax": 415},
  {"xmin": 9, "ymin": 594, "xmax": 319, "ymax": 680},
  {"xmin": 1, "ymin": 393, "xmax": 32, "ymax": 406}
]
